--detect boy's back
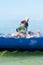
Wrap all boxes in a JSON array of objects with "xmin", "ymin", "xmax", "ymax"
[{"xmin": 16, "ymin": 26, "xmax": 26, "ymax": 33}]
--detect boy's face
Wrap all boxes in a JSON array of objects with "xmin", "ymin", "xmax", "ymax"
[{"xmin": 20, "ymin": 23, "xmax": 25, "ymax": 26}]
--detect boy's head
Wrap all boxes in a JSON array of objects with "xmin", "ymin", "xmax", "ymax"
[
  {"xmin": 20, "ymin": 17, "xmax": 29, "ymax": 27},
  {"xmin": 20, "ymin": 21, "xmax": 25, "ymax": 26},
  {"xmin": 20, "ymin": 20, "xmax": 28, "ymax": 27}
]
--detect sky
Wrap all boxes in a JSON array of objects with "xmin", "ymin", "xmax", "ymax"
[
  {"xmin": 0, "ymin": 0, "xmax": 43, "ymax": 34},
  {"xmin": 0, "ymin": 0, "xmax": 43, "ymax": 20}
]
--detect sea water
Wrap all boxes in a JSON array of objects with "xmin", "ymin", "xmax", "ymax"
[
  {"xmin": 0, "ymin": 20, "xmax": 43, "ymax": 37},
  {"xmin": 0, "ymin": 55, "xmax": 43, "ymax": 65},
  {"xmin": 0, "ymin": 20, "xmax": 19, "ymax": 34}
]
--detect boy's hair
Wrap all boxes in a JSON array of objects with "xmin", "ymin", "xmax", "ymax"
[{"xmin": 21, "ymin": 20, "xmax": 28, "ymax": 27}]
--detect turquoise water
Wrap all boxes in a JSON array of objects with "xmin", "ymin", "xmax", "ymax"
[
  {"xmin": 0, "ymin": 51, "xmax": 43, "ymax": 65},
  {"xmin": 0, "ymin": 55, "xmax": 43, "ymax": 65}
]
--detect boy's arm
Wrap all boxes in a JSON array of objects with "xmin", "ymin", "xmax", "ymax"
[{"xmin": 16, "ymin": 27, "xmax": 20, "ymax": 32}]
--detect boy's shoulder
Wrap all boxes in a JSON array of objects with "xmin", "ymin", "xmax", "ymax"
[
  {"xmin": 16, "ymin": 26, "xmax": 26, "ymax": 31},
  {"xmin": 19, "ymin": 26, "xmax": 25, "ymax": 28}
]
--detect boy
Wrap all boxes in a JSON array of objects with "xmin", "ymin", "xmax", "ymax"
[{"xmin": 12, "ymin": 17, "xmax": 29, "ymax": 37}]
